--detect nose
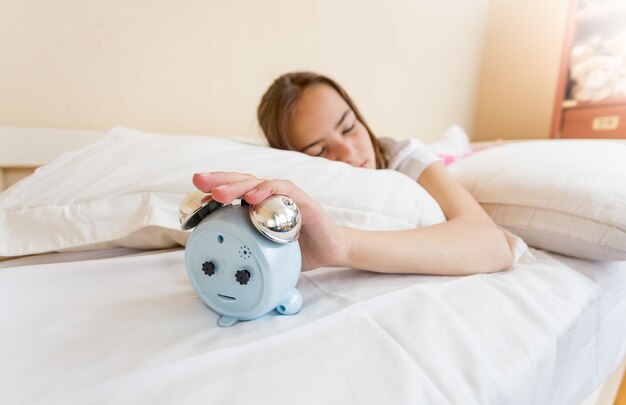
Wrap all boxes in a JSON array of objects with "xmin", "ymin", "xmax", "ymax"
[{"xmin": 329, "ymin": 139, "xmax": 356, "ymax": 165}]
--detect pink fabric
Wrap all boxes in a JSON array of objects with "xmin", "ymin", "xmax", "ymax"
[
  {"xmin": 437, "ymin": 150, "xmax": 483, "ymax": 167},
  {"xmin": 437, "ymin": 142, "xmax": 502, "ymax": 166}
]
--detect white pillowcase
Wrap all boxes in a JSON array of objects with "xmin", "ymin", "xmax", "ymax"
[
  {"xmin": 0, "ymin": 127, "xmax": 445, "ymax": 258},
  {"xmin": 448, "ymin": 140, "xmax": 626, "ymax": 261},
  {"xmin": 427, "ymin": 125, "xmax": 472, "ymax": 156},
  {"xmin": 3, "ymin": 127, "xmax": 624, "ymax": 262}
]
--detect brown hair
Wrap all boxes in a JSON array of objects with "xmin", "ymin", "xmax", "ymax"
[{"xmin": 257, "ymin": 72, "xmax": 388, "ymax": 169}]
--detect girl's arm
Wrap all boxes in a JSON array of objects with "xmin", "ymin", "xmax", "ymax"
[
  {"xmin": 193, "ymin": 167, "xmax": 513, "ymax": 276},
  {"xmin": 342, "ymin": 162, "xmax": 514, "ymax": 275}
]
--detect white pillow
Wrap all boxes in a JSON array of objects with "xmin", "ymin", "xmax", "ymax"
[
  {"xmin": 427, "ymin": 125, "xmax": 472, "ymax": 156},
  {"xmin": 448, "ymin": 140, "xmax": 626, "ymax": 261},
  {"xmin": 0, "ymin": 127, "xmax": 445, "ymax": 258}
]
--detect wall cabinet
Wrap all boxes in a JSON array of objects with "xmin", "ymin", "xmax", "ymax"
[{"xmin": 551, "ymin": 0, "xmax": 626, "ymax": 139}]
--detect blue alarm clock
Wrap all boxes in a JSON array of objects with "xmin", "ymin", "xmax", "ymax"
[{"xmin": 179, "ymin": 191, "xmax": 303, "ymax": 327}]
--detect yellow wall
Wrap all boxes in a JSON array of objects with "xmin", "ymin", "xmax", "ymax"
[
  {"xmin": 0, "ymin": 1, "xmax": 571, "ymax": 142},
  {"xmin": 0, "ymin": 0, "xmax": 489, "ymax": 142},
  {"xmin": 474, "ymin": 0, "xmax": 570, "ymax": 140}
]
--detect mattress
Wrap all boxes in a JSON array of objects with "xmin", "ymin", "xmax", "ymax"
[{"xmin": 1, "ymin": 247, "xmax": 625, "ymax": 404}]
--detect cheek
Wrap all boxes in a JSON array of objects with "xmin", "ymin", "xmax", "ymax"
[{"xmin": 356, "ymin": 126, "xmax": 374, "ymax": 152}]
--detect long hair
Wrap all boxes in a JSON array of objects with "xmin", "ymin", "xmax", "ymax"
[{"xmin": 257, "ymin": 72, "xmax": 388, "ymax": 169}]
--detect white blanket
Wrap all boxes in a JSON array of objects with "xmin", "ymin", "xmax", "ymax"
[{"xmin": 1, "ymin": 248, "xmax": 626, "ymax": 404}]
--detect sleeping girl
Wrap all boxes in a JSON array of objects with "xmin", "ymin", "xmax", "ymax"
[{"xmin": 192, "ymin": 71, "xmax": 515, "ymax": 275}]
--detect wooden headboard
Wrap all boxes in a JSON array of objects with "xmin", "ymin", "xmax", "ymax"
[{"xmin": 0, "ymin": 127, "xmax": 105, "ymax": 191}]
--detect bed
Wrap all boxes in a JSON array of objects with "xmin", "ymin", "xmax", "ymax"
[{"xmin": 1, "ymin": 126, "xmax": 625, "ymax": 404}]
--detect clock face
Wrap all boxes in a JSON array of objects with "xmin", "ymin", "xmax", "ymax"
[{"xmin": 191, "ymin": 231, "xmax": 264, "ymax": 316}]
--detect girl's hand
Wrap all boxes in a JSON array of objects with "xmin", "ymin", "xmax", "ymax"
[{"xmin": 192, "ymin": 172, "xmax": 351, "ymax": 271}]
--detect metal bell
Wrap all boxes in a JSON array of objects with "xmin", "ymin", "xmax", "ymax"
[
  {"xmin": 179, "ymin": 191, "xmax": 301, "ymax": 244},
  {"xmin": 248, "ymin": 195, "xmax": 301, "ymax": 244}
]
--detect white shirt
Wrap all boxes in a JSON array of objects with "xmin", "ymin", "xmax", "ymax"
[{"xmin": 379, "ymin": 137, "xmax": 442, "ymax": 180}]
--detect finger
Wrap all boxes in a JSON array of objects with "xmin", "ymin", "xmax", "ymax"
[
  {"xmin": 192, "ymin": 172, "xmax": 255, "ymax": 192},
  {"xmin": 244, "ymin": 179, "xmax": 310, "ymax": 208},
  {"xmin": 210, "ymin": 178, "xmax": 265, "ymax": 204}
]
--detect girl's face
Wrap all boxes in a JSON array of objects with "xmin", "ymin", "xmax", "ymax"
[{"xmin": 286, "ymin": 84, "xmax": 377, "ymax": 169}]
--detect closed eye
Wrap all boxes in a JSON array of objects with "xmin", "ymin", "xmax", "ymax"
[
  {"xmin": 342, "ymin": 123, "xmax": 355, "ymax": 135},
  {"xmin": 314, "ymin": 147, "xmax": 327, "ymax": 157}
]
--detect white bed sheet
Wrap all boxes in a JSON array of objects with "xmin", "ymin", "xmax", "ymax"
[{"xmin": 1, "ymin": 248, "xmax": 625, "ymax": 405}]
